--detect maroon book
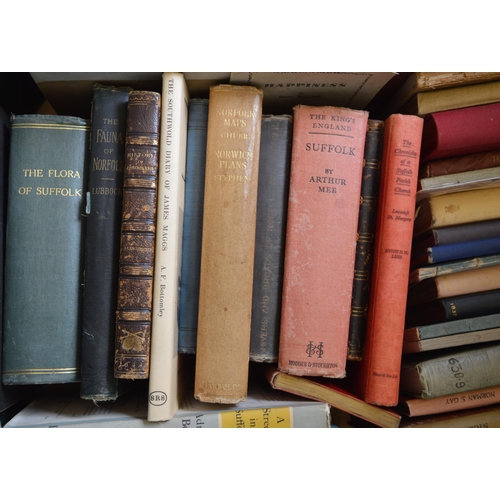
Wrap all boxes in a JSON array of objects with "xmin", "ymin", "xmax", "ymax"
[{"xmin": 421, "ymin": 102, "xmax": 500, "ymax": 162}]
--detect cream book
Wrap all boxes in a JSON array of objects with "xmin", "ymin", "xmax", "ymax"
[{"xmin": 147, "ymin": 73, "xmax": 189, "ymax": 421}]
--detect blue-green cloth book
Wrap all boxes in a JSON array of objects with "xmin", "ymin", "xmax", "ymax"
[
  {"xmin": 2, "ymin": 114, "xmax": 90, "ymax": 385},
  {"xmin": 178, "ymin": 98, "xmax": 209, "ymax": 354}
]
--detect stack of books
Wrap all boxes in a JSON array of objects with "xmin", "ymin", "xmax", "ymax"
[
  {"xmin": 398, "ymin": 81, "xmax": 500, "ymax": 428},
  {"xmin": 381, "ymin": 72, "xmax": 500, "ymax": 118}
]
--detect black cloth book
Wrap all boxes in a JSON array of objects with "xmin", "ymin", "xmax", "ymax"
[
  {"xmin": 81, "ymin": 84, "xmax": 131, "ymax": 400},
  {"xmin": 405, "ymin": 288, "xmax": 500, "ymax": 328},
  {"xmin": 347, "ymin": 119, "xmax": 384, "ymax": 361}
]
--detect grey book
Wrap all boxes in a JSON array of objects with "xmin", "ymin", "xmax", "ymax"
[{"xmin": 250, "ymin": 115, "xmax": 292, "ymax": 362}]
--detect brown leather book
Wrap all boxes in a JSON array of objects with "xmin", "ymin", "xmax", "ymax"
[
  {"xmin": 194, "ymin": 85, "xmax": 263, "ymax": 403},
  {"xmin": 114, "ymin": 90, "xmax": 161, "ymax": 379},
  {"xmin": 420, "ymin": 148, "xmax": 500, "ymax": 178}
]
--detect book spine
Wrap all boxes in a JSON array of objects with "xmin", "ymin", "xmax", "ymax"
[
  {"xmin": 357, "ymin": 113, "xmax": 423, "ymax": 406},
  {"xmin": 421, "ymin": 102, "xmax": 500, "ymax": 162},
  {"xmin": 421, "ymin": 148, "xmax": 500, "ymax": 178},
  {"xmin": 81, "ymin": 84, "xmax": 131, "ymax": 401},
  {"xmin": 194, "ymin": 85, "xmax": 263, "ymax": 403},
  {"xmin": 147, "ymin": 73, "xmax": 189, "ymax": 421},
  {"xmin": 408, "ymin": 264, "xmax": 500, "ymax": 308},
  {"xmin": 427, "ymin": 237, "xmax": 500, "ymax": 265},
  {"xmin": 2, "ymin": 114, "xmax": 90, "ymax": 385},
  {"xmin": 410, "ymin": 253, "xmax": 500, "ymax": 285},
  {"xmin": 414, "ymin": 187, "xmax": 500, "ymax": 237},
  {"xmin": 434, "ymin": 264, "xmax": 500, "ymax": 299},
  {"xmin": 250, "ymin": 115, "xmax": 292, "ymax": 362},
  {"xmin": 404, "ymin": 385, "xmax": 500, "ymax": 417},
  {"xmin": 278, "ymin": 105, "xmax": 368, "ymax": 377},
  {"xmin": 178, "ymin": 98, "xmax": 209, "ymax": 354},
  {"xmin": 114, "ymin": 91, "xmax": 161, "ymax": 379},
  {"xmin": 407, "ymin": 343, "xmax": 500, "ymax": 399},
  {"xmin": 403, "ymin": 326, "xmax": 500, "ymax": 354},
  {"xmin": 405, "ymin": 289, "xmax": 500, "ymax": 327},
  {"xmin": 411, "ymin": 80, "xmax": 500, "ymax": 117},
  {"xmin": 401, "ymin": 404, "xmax": 500, "ymax": 428},
  {"xmin": 434, "ymin": 219, "xmax": 500, "ymax": 245},
  {"xmin": 405, "ymin": 313, "xmax": 500, "ymax": 341},
  {"xmin": 412, "ymin": 219, "xmax": 500, "ymax": 260},
  {"xmin": 348, "ymin": 119, "xmax": 384, "ymax": 361}
]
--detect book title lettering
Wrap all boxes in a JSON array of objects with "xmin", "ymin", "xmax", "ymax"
[
  {"xmin": 216, "ymin": 105, "xmax": 257, "ymax": 139},
  {"xmin": 18, "ymin": 169, "xmax": 82, "ymax": 197},
  {"xmin": 449, "ymin": 357, "xmax": 467, "ymax": 389},
  {"xmin": 93, "ymin": 117, "xmax": 125, "ymax": 176},
  {"xmin": 445, "ymin": 390, "xmax": 496, "ymax": 406},
  {"xmin": 393, "ymin": 139, "xmax": 417, "ymax": 197},
  {"xmin": 213, "ymin": 150, "xmax": 254, "ymax": 182}
]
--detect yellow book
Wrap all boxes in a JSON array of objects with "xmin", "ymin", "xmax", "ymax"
[
  {"xmin": 400, "ymin": 80, "xmax": 500, "ymax": 117},
  {"xmin": 413, "ymin": 186, "xmax": 500, "ymax": 236}
]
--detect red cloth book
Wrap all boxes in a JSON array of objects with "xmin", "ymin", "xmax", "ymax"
[
  {"xmin": 421, "ymin": 102, "xmax": 500, "ymax": 162},
  {"xmin": 353, "ymin": 113, "xmax": 423, "ymax": 406},
  {"xmin": 278, "ymin": 104, "xmax": 368, "ymax": 378}
]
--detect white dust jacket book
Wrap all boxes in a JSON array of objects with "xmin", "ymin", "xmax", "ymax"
[{"xmin": 148, "ymin": 72, "xmax": 189, "ymax": 421}]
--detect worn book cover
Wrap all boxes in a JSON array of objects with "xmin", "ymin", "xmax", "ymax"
[
  {"xmin": 266, "ymin": 365, "xmax": 401, "ymax": 428},
  {"xmin": 400, "ymin": 342, "xmax": 500, "ymax": 399},
  {"xmin": 348, "ymin": 119, "xmax": 384, "ymax": 361},
  {"xmin": 381, "ymin": 72, "xmax": 500, "ymax": 118},
  {"xmin": 405, "ymin": 289, "xmax": 500, "ymax": 328},
  {"xmin": 353, "ymin": 113, "xmax": 423, "ymax": 406},
  {"xmin": 402, "ymin": 325, "xmax": 500, "ymax": 354},
  {"xmin": 250, "ymin": 114, "xmax": 292, "ymax": 362},
  {"xmin": 81, "ymin": 84, "xmax": 131, "ymax": 401},
  {"xmin": 404, "ymin": 313, "xmax": 500, "ymax": 343},
  {"xmin": 278, "ymin": 104, "xmax": 368, "ymax": 378},
  {"xmin": 409, "ymin": 253, "xmax": 500, "ymax": 284},
  {"xmin": 3, "ymin": 114, "xmax": 90, "ymax": 385},
  {"xmin": 420, "ymin": 148, "xmax": 500, "ymax": 178},
  {"xmin": 178, "ymin": 98, "xmax": 209, "ymax": 354},
  {"xmin": 413, "ymin": 186, "xmax": 500, "ymax": 237},
  {"xmin": 411, "ymin": 218, "xmax": 500, "ymax": 263},
  {"xmin": 399, "ymin": 384, "xmax": 500, "ymax": 417},
  {"xmin": 416, "ymin": 165, "xmax": 500, "ymax": 202},
  {"xmin": 407, "ymin": 263, "xmax": 500, "ymax": 307},
  {"xmin": 114, "ymin": 91, "xmax": 161, "ymax": 379},
  {"xmin": 411, "ymin": 236, "xmax": 500, "ymax": 269},
  {"xmin": 400, "ymin": 402, "xmax": 500, "ymax": 428},
  {"xmin": 148, "ymin": 73, "xmax": 189, "ymax": 421},
  {"xmin": 420, "ymin": 102, "xmax": 500, "ymax": 162},
  {"xmin": 400, "ymin": 79, "xmax": 500, "ymax": 117},
  {"xmin": 194, "ymin": 85, "xmax": 263, "ymax": 403}
]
